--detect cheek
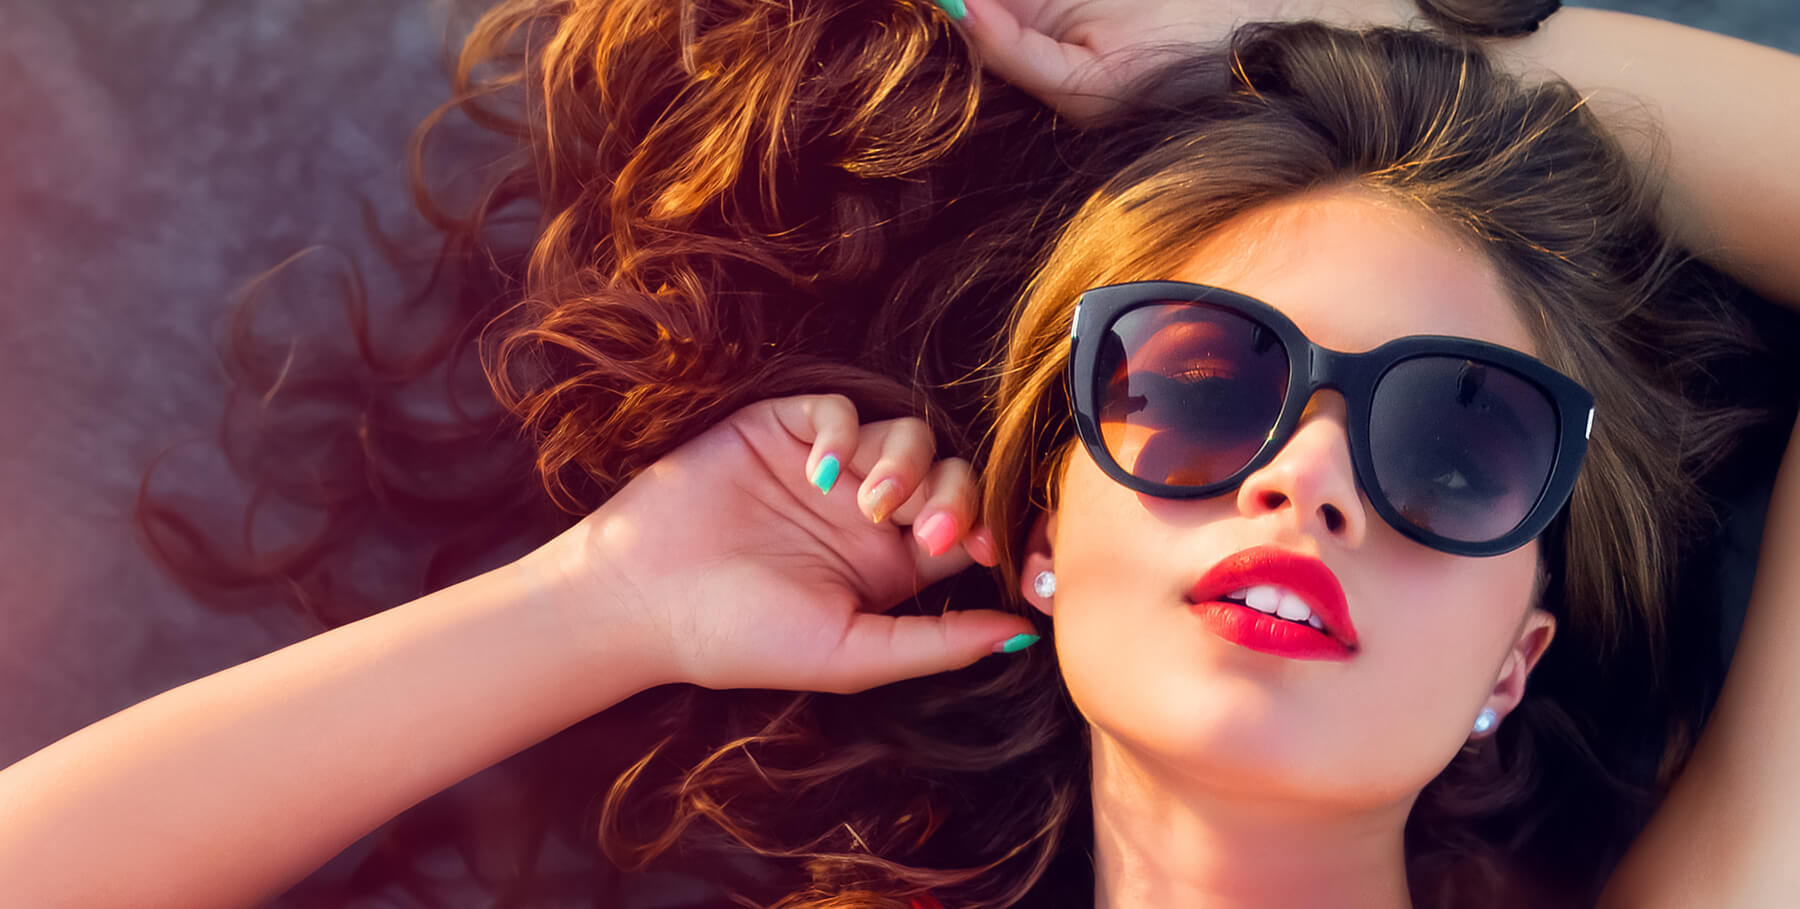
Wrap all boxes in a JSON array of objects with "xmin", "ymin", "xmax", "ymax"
[
  {"xmin": 1042, "ymin": 456, "xmax": 1218, "ymax": 728},
  {"xmin": 1340, "ymin": 545, "xmax": 1541, "ymax": 782}
]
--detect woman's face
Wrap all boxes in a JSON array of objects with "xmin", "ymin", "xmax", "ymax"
[{"xmin": 1023, "ymin": 189, "xmax": 1556, "ymax": 810}]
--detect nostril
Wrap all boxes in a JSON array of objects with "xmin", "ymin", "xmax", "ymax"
[
  {"xmin": 1258, "ymin": 490, "xmax": 1288, "ymax": 511},
  {"xmin": 1321, "ymin": 504, "xmax": 1345, "ymax": 534}
]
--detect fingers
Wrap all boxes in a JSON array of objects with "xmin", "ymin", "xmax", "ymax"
[
  {"xmin": 890, "ymin": 458, "xmax": 976, "ymax": 563},
  {"xmin": 764, "ymin": 394, "xmax": 989, "ymax": 569},
  {"xmin": 770, "ymin": 394, "xmax": 863, "ymax": 494},
  {"xmin": 857, "ymin": 431, "xmax": 992, "ymax": 573},
  {"xmin": 819, "ymin": 609, "xmax": 1042, "ymax": 694},
  {"xmin": 854, "ymin": 417, "xmax": 936, "ymax": 524},
  {"xmin": 955, "ymin": 0, "xmax": 1125, "ymax": 123}
]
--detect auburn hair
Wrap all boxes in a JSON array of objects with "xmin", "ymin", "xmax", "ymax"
[{"xmin": 135, "ymin": 2, "xmax": 1759, "ymax": 907}]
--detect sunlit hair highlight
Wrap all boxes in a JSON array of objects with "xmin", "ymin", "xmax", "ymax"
[{"xmin": 133, "ymin": 2, "xmax": 1758, "ymax": 906}]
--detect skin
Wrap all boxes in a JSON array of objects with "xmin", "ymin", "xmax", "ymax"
[
  {"xmin": 4, "ymin": 8, "xmax": 1797, "ymax": 907},
  {"xmin": 1019, "ymin": 189, "xmax": 1555, "ymax": 908}
]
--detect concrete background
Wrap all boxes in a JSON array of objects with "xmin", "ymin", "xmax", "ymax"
[{"xmin": 2, "ymin": 2, "xmax": 1794, "ymax": 905}]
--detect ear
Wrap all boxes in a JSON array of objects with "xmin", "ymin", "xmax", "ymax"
[
  {"xmin": 1475, "ymin": 608, "xmax": 1556, "ymax": 737},
  {"xmin": 1018, "ymin": 510, "xmax": 1058, "ymax": 617}
]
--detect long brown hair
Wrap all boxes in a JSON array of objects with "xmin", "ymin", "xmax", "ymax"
[
  {"xmin": 136, "ymin": 2, "xmax": 1759, "ymax": 907},
  {"xmin": 138, "ymin": 0, "xmax": 1069, "ymax": 904}
]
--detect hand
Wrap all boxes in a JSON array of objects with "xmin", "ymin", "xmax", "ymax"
[
  {"xmin": 954, "ymin": 0, "xmax": 1417, "ymax": 121},
  {"xmin": 540, "ymin": 394, "xmax": 1038, "ymax": 694}
]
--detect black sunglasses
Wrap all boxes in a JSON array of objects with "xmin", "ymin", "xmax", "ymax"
[{"xmin": 1067, "ymin": 282, "xmax": 1594, "ymax": 557}]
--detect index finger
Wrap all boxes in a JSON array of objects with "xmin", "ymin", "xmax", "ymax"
[{"xmin": 766, "ymin": 394, "xmax": 862, "ymax": 494}]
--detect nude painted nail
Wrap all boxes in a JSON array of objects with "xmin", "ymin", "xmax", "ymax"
[
  {"xmin": 864, "ymin": 477, "xmax": 903, "ymax": 524},
  {"xmin": 914, "ymin": 512, "xmax": 956, "ymax": 557}
]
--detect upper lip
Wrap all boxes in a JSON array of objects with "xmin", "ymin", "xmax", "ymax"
[{"xmin": 1186, "ymin": 545, "xmax": 1359, "ymax": 650}]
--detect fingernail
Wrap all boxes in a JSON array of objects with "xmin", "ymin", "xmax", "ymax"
[
  {"xmin": 993, "ymin": 633, "xmax": 1040, "ymax": 654},
  {"xmin": 932, "ymin": 0, "xmax": 967, "ymax": 20},
  {"xmin": 810, "ymin": 454, "xmax": 840, "ymax": 494},
  {"xmin": 864, "ymin": 477, "xmax": 903, "ymax": 524},
  {"xmin": 914, "ymin": 512, "xmax": 956, "ymax": 557}
]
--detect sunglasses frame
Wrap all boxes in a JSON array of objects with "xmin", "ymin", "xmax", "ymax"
[{"xmin": 1067, "ymin": 282, "xmax": 1595, "ymax": 557}]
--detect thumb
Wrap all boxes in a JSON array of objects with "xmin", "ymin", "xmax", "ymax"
[{"xmin": 820, "ymin": 609, "xmax": 1042, "ymax": 692}]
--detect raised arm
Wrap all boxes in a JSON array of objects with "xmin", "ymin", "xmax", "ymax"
[
  {"xmin": 1597, "ymin": 408, "xmax": 1800, "ymax": 907},
  {"xmin": 1498, "ymin": 9, "xmax": 1800, "ymax": 308},
  {"xmin": 956, "ymin": 2, "xmax": 1800, "ymax": 306},
  {"xmin": 0, "ymin": 396, "xmax": 1030, "ymax": 908}
]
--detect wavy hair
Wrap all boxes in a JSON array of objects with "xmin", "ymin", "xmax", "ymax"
[
  {"xmin": 980, "ymin": 22, "xmax": 1758, "ymax": 909},
  {"xmin": 135, "ymin": 2, "xmax": 1760, "ymax": 907}
]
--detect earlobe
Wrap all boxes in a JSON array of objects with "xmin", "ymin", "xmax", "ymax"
[
  {"xmin": 1019, "ymin": 511, "xmax": 1057, "ymax": 616},
  {"xmin": 1474, "ymin": 609, "xmax": 1556, "ymax": 737}
]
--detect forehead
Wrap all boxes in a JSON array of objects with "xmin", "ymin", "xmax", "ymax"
[{"xmin": 1172, "ymin": 188, "xmax": 1538, "ymax": 356}]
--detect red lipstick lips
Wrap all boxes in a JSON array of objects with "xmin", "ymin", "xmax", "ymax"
[{"xmin": 1186, "ymin": 545, "xmax": 1359, "ymax": 661}]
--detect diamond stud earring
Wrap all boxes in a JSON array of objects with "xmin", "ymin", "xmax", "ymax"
[
  {"xmin": 1473, "ymin": 707, "xmax": 1499, "ymax": 736},
  {"xmin": 1032, "ymin": 570, "xmax": 1057, "ymax": 599}
]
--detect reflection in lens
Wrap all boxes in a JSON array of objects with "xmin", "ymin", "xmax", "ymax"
[
  {"xmin": 1096, "ymin": 303, "xmax": 1288, "ymax": 488},
  {"xmin": 1369, "ymin": 357, "xmax": 1557, "ymax": 542}
]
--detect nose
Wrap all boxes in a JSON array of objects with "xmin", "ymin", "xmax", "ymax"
[{"xmin": 1234, "ymin": 391, "xmax": 1369, "ymax": 548}]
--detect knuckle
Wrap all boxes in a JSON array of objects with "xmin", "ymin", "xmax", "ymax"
[
  {"xmin": 930, "ymin": 460, "xmax": 971, "ymax": 490},
  {"xmin": 936, "ymin": 456, "xmax": 972, "ymax": 477},
  {"xmin": 892, "ymin": 429, "xmax": 936, "ymax": 462},
  {"xmin": 893, "ymin": 415, "xmax": 930, "ymax": 436}
]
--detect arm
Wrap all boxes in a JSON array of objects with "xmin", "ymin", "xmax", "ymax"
[
  {"xmin": 1497, "ymin": 16, "xmax": 1800, "ymax": 901},
  {"xmin": 1484, "ymin": 13, "xmax": 1800, "ymax": 902},
  {"xmin": 0, "ymin": 535, "xmax": 663, "ymax": 909},
  {"xmin": 0, "ymin": 396, "xmax": 1025, "ymax": 908},
  {"xmin": 957, "ymin": 2, "xmax": 1800, "ymax": 306},
  {"xmin": 1498, "ymin": 9, "xmax": 1800, "ymax": 308},
  {"xmin": 1598, "ymin": 410, "xmax": 1800, "ymax": 908}
]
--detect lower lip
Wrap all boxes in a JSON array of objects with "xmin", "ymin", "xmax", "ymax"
[{"xmin": 1189, "ymin": 601, "xmax": 1354, "ymax": 661}]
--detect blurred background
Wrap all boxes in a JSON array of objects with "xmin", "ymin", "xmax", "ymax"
[{"xmin": 2, "ymin": 1, "xmax": 1796, "ymax": 905}]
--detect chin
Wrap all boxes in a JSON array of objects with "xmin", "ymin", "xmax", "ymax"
[{"xmin": 1084, "ymin": 690, "xmax": 1426, "ymax": 810}]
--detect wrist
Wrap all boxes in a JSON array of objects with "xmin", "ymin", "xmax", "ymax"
[{"xmin": 505, "ymin": 515, "xmax": 679, "ymax": 696}]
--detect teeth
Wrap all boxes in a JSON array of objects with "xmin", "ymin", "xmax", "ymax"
[
  {"xmin": 1275, "ymin": 593, "xmax": 1312, "ymax": 623},
  {"xmin": 1244, "ymin": 585, "xmax": 1282, "ymax": 614},
  {"xmin": 1231, "ymin": 584, "xmax": 1326, "ymax": 632}
]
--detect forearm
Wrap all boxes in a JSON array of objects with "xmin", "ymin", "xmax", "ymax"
[
  {"xmin": 0, "ymin": 537, "xmax": 660, "ymax": 909},
  {"xmin": 1599, "ymin": 410, "xmax": 1800, "ymax": 908},
  {"xmin": 1493, "ymin": 8, "xmax": 1800, "ymax": 307}
]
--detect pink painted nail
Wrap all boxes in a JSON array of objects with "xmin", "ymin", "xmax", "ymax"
[{"xmin": 914, "ymin": 512, "xmax": 957, "ymax": 557}]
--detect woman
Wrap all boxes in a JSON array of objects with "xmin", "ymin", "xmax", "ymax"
[{"xmin": 3, "ymin": 7, "xmax": 1797, "ymax": 909}]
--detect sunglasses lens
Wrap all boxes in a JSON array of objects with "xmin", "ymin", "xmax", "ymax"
[
  {"xmin": 1368, "ymin": 357, "xmax": 1559, "ymax": 543},
  {"xmin": 1095, "ymin": 303, "xmax": 1289, "ymax": 488}
]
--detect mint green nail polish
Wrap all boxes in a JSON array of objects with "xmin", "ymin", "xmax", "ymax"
[
  {"xmin": 810, "ymin": 454, "xmax": 841, "ymax": 494},
  {"xmin": 995, "ymin": 633, "xmax": 1040, "ymax": 654},
  {"xmin": 931, "ymin": 0, "xmax": 967, "ymax": 20}
]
